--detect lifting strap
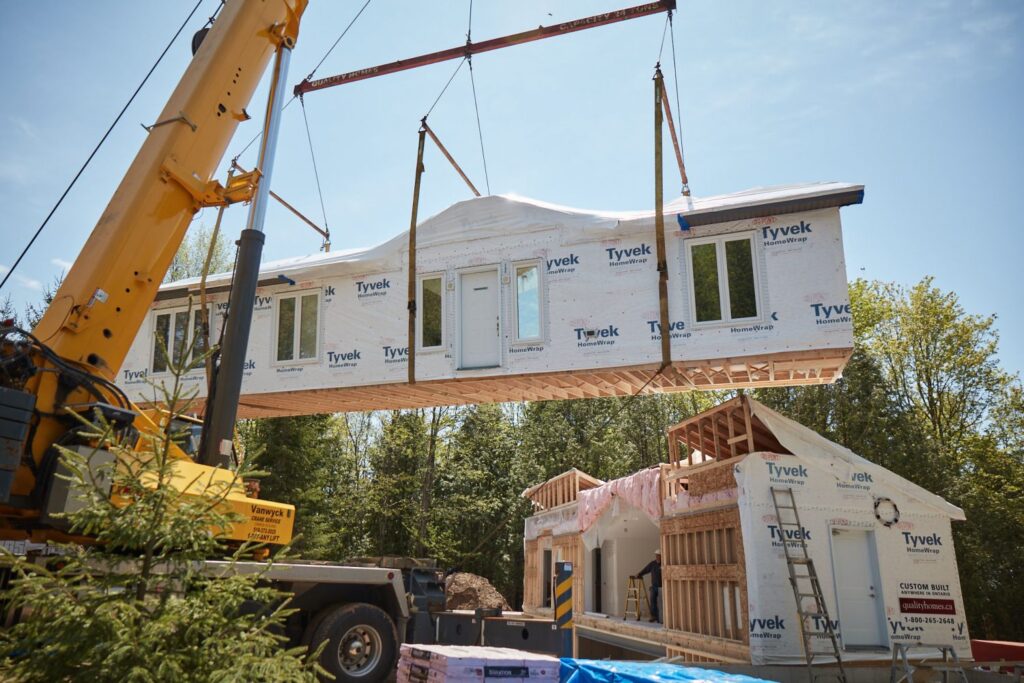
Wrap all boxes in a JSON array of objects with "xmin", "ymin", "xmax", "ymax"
[
  {"xmin": 407, "ymin": 126, "xmax": 427, "ymax": 385},
  {"xmin": 656, "ymin": 65, "xmax": 690, "ymax": 196},
  {"xmin": 422, "ymin": 120, "xmax": 480, "ymax": 197},
  {"xmin": 653, "ymin": 69, "xmax": 672, "ymax": 373}
]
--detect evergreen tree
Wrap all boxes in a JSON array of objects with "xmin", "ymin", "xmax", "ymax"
[{"xmin": 0, "ymin": 346, "xmax": 322, "ymax": 682}]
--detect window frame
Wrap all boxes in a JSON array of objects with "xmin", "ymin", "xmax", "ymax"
[
  {"xmin": 272, "ymin": 289, "xmax": 322, "ymax": 365},
  {"xmin": 416, "ymin": 273, "xmax": 446, "ymax": 352},
  {"xmin": 150, "ymin": 305, "xmax": 213, "ymax": 375},
  {"xmin": 511, "ymin": 259, "xmax": 545, "ymax": 344},
  {"xmin": 684, "ymin": 232, "xmax": 762, "ymax": 327}
]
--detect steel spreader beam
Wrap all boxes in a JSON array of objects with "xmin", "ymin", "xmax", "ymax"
[{"xmin": 294, "ymin": 0, "xmax": 675, "ymax": 97}]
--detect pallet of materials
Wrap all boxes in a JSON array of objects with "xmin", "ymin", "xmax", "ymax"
[{"xmin": 397, "ymin": 644, "xmax": 559, "ymax": 683}]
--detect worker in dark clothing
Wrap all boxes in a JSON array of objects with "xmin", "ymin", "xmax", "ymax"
[{"xmin": 635, "ymin": 549, "xmax": 662, "ymax": 623}]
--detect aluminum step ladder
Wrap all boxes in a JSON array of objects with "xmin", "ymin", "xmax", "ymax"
[
  {"xmin": 624, "ymin": 575, "xmax": 650, "ymax": 621},
  {"xmin": 771, "ymin": 487, "xmax": 848, "ymax": 683},
  {"xmin": 890, "ymin": 643, "xmax": 970, "ymax": 683}
]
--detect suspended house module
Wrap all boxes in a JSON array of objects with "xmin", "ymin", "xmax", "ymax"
[{"xmin": 118, "ymin": 182, "xmax": 864, "ymax": 416}]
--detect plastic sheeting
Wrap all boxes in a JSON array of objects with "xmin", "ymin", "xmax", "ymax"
[
  {"xmin": 578, "ymin": 467, "xmax": 662, "ymax": 532},
  {"xmin": 559, "ymin": 660, "xmax": 775, "ymax": 683},
  {"xmin": 118, "ymin": 184, "xmax": 859, "ymax": 404}
]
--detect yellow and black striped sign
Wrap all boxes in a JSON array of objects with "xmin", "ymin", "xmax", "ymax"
[{"xmin": 555, "ymin": 561, "xmax": 573, "ymax": 631}]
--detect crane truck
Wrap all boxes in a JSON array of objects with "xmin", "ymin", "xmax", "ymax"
[{"xmin": 0, "ymin": 2, "xmax": 409, "ymax": 680}]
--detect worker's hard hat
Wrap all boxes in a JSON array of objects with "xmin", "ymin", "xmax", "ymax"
[{"xmin": 654, "ymin": 548, "xmax": 661, "ymax": 555}]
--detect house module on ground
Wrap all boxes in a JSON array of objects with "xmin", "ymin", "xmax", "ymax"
[{"xmin": 521, "ymin": 397, "xmax": 971, "ymax": 665}]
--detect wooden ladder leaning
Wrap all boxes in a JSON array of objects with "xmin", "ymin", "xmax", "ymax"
[
  {"xmin": 624, "ymin": 576, "xmax": 650, "ymax": 621},
  {"xmin": 770, "ymin": 487, "xmax": 848, "ymax": 683}
]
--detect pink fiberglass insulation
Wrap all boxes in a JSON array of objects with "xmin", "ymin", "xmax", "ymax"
[{"xmin": 577, "ymin": 467, "xmax": 662, "ymax": 532}]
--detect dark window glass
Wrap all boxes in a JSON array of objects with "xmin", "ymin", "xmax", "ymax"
[
  {"xmin": 191, "ymin": 309, "xmax": 209, "ymax": 363},
  {"xmin": 172, "ymin": 311, "xmax": 189, "ymax": 367},
  {"xmin": 277, "ymin": 297, "xmax": 295, "ymax": 361},
  {"xmin": 421, "ymin": 277, "xmax": 443, "ymax": 348},
  {"xmin": 152, "ymin": 313, "xmax": 170, "ymax": 373},
  {"xmin": 691, "ymin": 243, "xmax": 721, "ymax": 322},
  {"xmin": 299, "ymin": 294, "xmax": 318, "ymax": 359},
  {"xmin": 725, "ymin": 239, "xmax": 757, "ymax": 319}
]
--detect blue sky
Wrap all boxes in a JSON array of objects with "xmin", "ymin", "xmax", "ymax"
[{"xmin": 1, "ymin": 1, "xmax": 1021, "ymax": 375}]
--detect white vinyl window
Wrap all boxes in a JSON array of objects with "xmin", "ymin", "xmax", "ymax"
[
  {"xmin": 513, "ymin": 262, "xmax": 542, "ymax": 341},
  {"xmin": 151, "ymin": 307, "xmax": 211, "ymax": 374},
  {"xmin": 686, "ymin": 234, "xmax": 760, "ymax": 324},
  {"xmin": 419, "ymin": 275, "xmax": 444, "ymax": 349},
  {"xmin": 275, "ymin": 291, "xmax": 320, "ymax": 362}
]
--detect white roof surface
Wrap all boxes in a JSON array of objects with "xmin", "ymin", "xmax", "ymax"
[
  {"xmin": 749, "ymin": 399, "xmax": 966, "ymax": 520},
  {"xmin": 162, "ymin": 181, "xmax": 863, "ymax": 293}
]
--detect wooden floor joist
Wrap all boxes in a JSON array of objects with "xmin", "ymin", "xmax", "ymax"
[{"xmin": 170, "ymin": 347, "xmax": 851, "ymax": 418}]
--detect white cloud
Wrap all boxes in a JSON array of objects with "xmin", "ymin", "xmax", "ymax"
[
  {"xmin": 15, "ymin": 275, "xmax": 42, "ymax": 292},
  {"xmin": 50, "ymin": 258, "xmax": 73, "ymax": 270},
  {"xmin": 9, "ymin": 116, "xmax": 38, "ymax": 141},
  {"xmin": 0, "ymin": 264, "xmax": 9, "ymax": 274}
]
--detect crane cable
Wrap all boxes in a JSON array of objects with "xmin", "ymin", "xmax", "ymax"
[
  {"xmin": 667, "ymin": 11, "xmax": 688, "ymax": 191},
  {"xmin": 299, "ymin": 96, "xmax": 331, "ymax": 249},
  {"xmin": 0, "ymin": 0, "xmax": 207, "ymax": 293},
  {"xmin": 231, "ymin": 0, "xmax": 375, "ymax": 165},
  {"xmin": 465, "ymin": 0, "xmax": 491, "ymax": 195}
]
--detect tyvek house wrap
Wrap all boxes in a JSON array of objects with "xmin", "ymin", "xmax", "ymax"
[
  {"xmin": 117, "ymin": 182, "xmax": 861, "ymax": 405},
  {"xmin": 736, "ymin": 400, "xmax": 970, "ymax": 665}
]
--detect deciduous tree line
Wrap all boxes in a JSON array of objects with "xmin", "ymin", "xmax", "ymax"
[{"xmin": 243, "ymin": 278, "xmax": 1023, "ymax": 640}]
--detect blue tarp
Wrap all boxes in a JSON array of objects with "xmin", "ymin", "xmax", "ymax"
[{"xmin": 559, "ymin": 659, "xmax": 777, "ymax": 683}]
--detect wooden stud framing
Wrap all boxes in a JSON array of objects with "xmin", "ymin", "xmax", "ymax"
[{"xmin": 160, "ymin": 348, "xmax": 852, "ymax": 418}]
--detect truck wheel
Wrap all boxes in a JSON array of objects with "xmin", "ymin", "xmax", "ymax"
[{"xmin": 310, "ymin": 602, "xmax": 397, "ymax": 682}]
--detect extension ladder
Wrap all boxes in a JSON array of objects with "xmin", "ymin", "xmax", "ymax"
[
  {"xmin": 770, "ymin": 487, "xmax": 848, "ymax": 683},
  {"xmin": 624, "ymin": 576, "xmax": 650, "ymax": 621}
]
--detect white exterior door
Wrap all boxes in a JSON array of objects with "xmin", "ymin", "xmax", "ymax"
[
  {"xmin": 459, "ymin": 269, "xmax": 500, "ymax": 368},
  {"xmin": 831, "ymin": 528, "xmax": 886, "ymax": 648}
]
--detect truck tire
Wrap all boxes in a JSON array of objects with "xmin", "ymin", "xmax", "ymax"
[{"xmin": 309, "ymin": 602, "xmax": 397, "ymax": 682}]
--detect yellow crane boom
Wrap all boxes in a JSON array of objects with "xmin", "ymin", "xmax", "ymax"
[{"xmin": 0, "ymin": 0, "xmax": 307, "ymax": 544}]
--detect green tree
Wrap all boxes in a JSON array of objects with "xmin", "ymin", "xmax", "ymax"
[
  {"xmin": 0, "ymin": 343, "xmax": 322, "ymax": 682},
  {"xmin": 239, "ymin": 414, "xmax": 366, "ymax": 560},
  {"xmin": 166, "ymin": 222, "xmax": 231, "ymax": 282},
  {"xmin": 756, "ymin": 277, "xmax": 1024, "ymax": 640}
]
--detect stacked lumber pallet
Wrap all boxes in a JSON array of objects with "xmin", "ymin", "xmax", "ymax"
[{"xmin": 397, "ymin": 644, "xmax": 560, "ymax": 683}]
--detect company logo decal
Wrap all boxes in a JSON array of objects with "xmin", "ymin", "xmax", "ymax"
[
  {"xmin": 646, "ymin": 320, "xmax": 691, "ymax": 340},
  {"xmin": 899, "ymin": 598, "xmax": 955, "ymax": 615},
  {"xmin": 546, "ymin": 253, "xmax": 579, "ymax": 275},
  {"xmin": 509, "ymin": 345, "xmax": 545, "ymax": 355},
  {"xmin": 356, "ymin": 278, "xmax": 390, "ymax": 299},
  {"xmin": 766, "ymin": 461, "xmax": 808, "ymax": 485},
  {"xmin": 606, "ymin": 244, "xmax": 651, "ymax": 267},
  {"xmin": 889, "ymin": 619, "xmax": 926, "ymax": 640},
  {"xmin": 383, "ymin": 345, "xmax": 408, "ymax": 364},
  {"xmin": 809, "ymin": 615, "xmax": 839, "ymax": 636},
  {"xmin": 730, "ymin": 323, "xmax": 775, "ymax": 335},
  {"xmin": 123, "ymin": 368, "xmax": 148, "ymax": 385},
  {"xmin": 837, "ymin": 471, "xmax": 873, "ymax": 491},
  {"xmin": 767, "ymin": 524, "xmax": 812, "ymax": 548},
  {"xmin": 810, "ymin": 303, "xmax": 852, "ymax": 326},
  {"xmin": 902, "ymin": 532, "xmax": 942, "ymax": 555},
  {"xmin": 328, "ymin": 349, "xmax": 361, "ymax": 369},
  {"xmin": 575, "ymin": 325, "xmax": 618, "ymax": 348},
  {"xmin": 762, "ymin": 220, "xmax": 812, "ymax": 247},
  {"xmin": 748, "ymin": 615, "xmax": 786, "ymax": 640}
]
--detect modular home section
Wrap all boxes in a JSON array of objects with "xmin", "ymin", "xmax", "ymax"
[{"xmin": 118, "ymin": 182, "xmax": 863, "ymax": 415}]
